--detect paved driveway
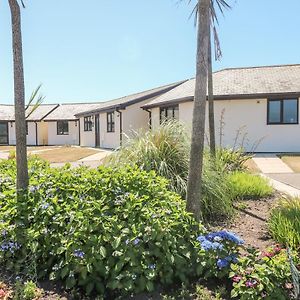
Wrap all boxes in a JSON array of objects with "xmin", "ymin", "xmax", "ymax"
[{"xmin": 267, "ymin": 173, "xmax": 300, "ymax": 190}]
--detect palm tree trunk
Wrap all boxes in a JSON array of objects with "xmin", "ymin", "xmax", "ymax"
[
  {"xmin": 208, "ymin": 28, "xmax": 216, "ymax": 157},
  {"xmin": 8, "ymin": 0, "xmax": 29, "ymax": 190},
  {"xmin": 186, "ymin": 0, "xmax": 210, "ymax": 221}
]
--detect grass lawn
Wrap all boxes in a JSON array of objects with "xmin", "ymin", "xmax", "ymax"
[
  {"xmin": 279, "ymin": 154, "xmax": 300, "ymax": 172},
  {"xmin": 31, "ymin": 147, "xmax": 100, "ymax": 163},
  {"xmin": 243, "ymin": 158, "xmax": 260, "ymax": 173}
]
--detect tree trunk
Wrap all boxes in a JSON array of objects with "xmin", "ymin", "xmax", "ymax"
[
  {"xmin": 208, "ymin": 28, "xmax": 216, "ymax": 157},
  {"xmin": 8, "ymin": 0, "xmax": 29, "ymax": 190},
  {"xmin": 186, "ymin": 0, "xmax": 210, "ymax": 221}
]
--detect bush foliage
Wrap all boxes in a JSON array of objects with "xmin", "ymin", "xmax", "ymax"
[
  {"xmin": 268, "ymin": 198, "xmax": 300, "ymax": 250},
  {"xmin": 0, "ymin": 158, "xmax": 206, "ymax": 297}
]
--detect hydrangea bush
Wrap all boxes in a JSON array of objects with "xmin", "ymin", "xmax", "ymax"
[
  {"xmin": 195, "ymin": 231, "xmax": 244, "ymax": 279},
  {"xmin": 0, "ymin": 158, "xmax": 206, "ymax": 297}
]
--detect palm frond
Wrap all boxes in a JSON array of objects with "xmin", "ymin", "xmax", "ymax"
[
  {"xmin": 25, "ymin": 84, "xmax": 45, "ymax": 119},
  {"xmin": 184, "ymin": 0, "xmax": 231, "ymax": 61}
]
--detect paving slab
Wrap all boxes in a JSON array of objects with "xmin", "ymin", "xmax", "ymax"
[
  {"xmin": 261, "ymin": 174, "xmax": 300, "ymax": 198},
  {"xmin": 267, "ymin": 173, "xmax": 300, "ymax": 190},
  {"xmin": 78, "ymin": 150, "xmax": 112, "ymax": 162},
  {"xmin": 253, "ymin": 154, "xmax": 293, "ymax": 173}
]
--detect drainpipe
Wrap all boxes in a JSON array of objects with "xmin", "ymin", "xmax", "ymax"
[
  {"xmin": 116, "ymin": 109, "xmax": 123, "ymax": 146},
  {"xmin": 77, "ymin": 119, "xmax": 81, "ymax": 146},
  {"xmin": 144, "ymin": 108, "xmax": 152, "ymax": 129},
  {"xmin": 35, "ymin": 122, "xmax": 38, "ymax": 146}
]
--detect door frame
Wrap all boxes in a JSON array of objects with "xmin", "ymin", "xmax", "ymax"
[
  {"xmin": 95, "ymin": 114, "xmax": 100, "ymax": 148},
  {"xmin": 0, "ymin": 121, "xmax": 9, "ymax": 145}
]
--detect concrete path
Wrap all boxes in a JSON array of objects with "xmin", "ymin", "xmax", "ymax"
[
  {"xmin": 253, "ymin": 154, "xmax": 293, "ymax": 174},
  {"xmin": 0, "ymin": 152, "xmax": 9, "ymax": 160},
  {"xmin": 78, "ymin": 150, "xmax": 112, "ymax": 162},
  {"xmin": 261, "ymin": 174, "xmax": 300, "ymax": 198},
  {"xmin": 267, "ymin": 173, "xmax": 300, "ymax": 190}
]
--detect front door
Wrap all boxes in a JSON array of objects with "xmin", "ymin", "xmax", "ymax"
[
  {"xmin": 95, "ymin": 114, "xmax": 100, "ymax": 147},
  {"xmin": 0, "ymin": 122, "xmax": 8, "ymax": 145}
]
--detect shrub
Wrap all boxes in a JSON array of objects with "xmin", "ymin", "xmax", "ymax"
[
  {"xmin": 107, "ymin": 122, "xmax": 234, "ymax": 221},
  {"xmin": 228, "ymin": 172, "xmax": 273, "ymax": 200},
  {"xmin": 107, "ymin": 121, "xmax": 190, "ymax": 196},
  {"xmin": 229, "ymin": 246, "xmax": 299, "ymax": 300},
  {"xmin": 268, "ymin": 198, "xmax": 300, "ymax": 250},
  {"xmin": 0, "ymin": 159, "xmax": 206, "ymax": 297},
  {"xmin": 215, "ymin": 148, "xmax": 252, "ymax": 173}
]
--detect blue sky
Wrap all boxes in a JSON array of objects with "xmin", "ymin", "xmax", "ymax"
[{"xmin": 1, "ymin": 0, "xmax": 300, "ymax": 104}]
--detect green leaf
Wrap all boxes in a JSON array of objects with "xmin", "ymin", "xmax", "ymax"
[
  {"xmin": 60, "ymin": 266, "xmax": 69, "ymax": 279},
  {"xmin": 85, "ymin": 282, "xmax": 95, "ymax": 295},
  {"xmin": 112, "ymin": 236, "xmax": 121, "ymax": 249},
  {"xmin": 66, "ymin": 276, "xmax": 76, "ymax": 289},
  {"xmin": 146, "ymin": 281, "xmax": 154, "ymax": 292},
  {"xmin": 100, "ymin": 246, "xmax": 107, "ymax": 258}
]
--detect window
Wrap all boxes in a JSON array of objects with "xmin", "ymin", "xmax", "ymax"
[
  {"xmin": 107, "ymin": 112, "xmax": 115, "ymax": 132},
  {"xmin": 26, "ymin": 122, "xmax": 28, "ymax": 135},
  {"xmin": 267, "ymin": 99, "xmax": 298, "ymax": 124},
  {"xmin": 57, "ymin": 121, "xmax": 69, "ymax": 135},
  {"xmin": 84, "ymin": 116, "xmax": 93, "ymax": 131},
  {"xmin": 160, "ymin": 105, "xmax": 179, "ymax": 124}
]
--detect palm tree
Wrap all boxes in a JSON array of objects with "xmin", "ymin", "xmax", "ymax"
[
  {"xmin": 208, "ymin": 29, "xmax": 216, "ymax": 157},
  {"xmin": 186, "ymin": 0, "xmax": 230, "ymax": 221},
  {"xmin": 8, "ymin": 0, "xmax": 28, "ymax": 190}
]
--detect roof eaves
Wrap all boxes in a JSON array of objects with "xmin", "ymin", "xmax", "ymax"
[
  {"xmin": 142, "ymin": 91, "xmax": 300, "ymax": 108},
  {"xmin": 75, "ymin": 80, "xmax": 188, "ymax": 117}
]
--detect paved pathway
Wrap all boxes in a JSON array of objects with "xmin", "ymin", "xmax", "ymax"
[
  {"xmin": 0, "ymin": 152, "xmax": 9, "ymax": 160},
  {"xmin": 253, "ymin": 154, "xmax": 293, "ymax": 173},
  {"xmin": 253, "ymin": 153, "xmax": 300, "ymax": 197},
  {"xmin": 261, "ymin": 174, "xmax": 300, "ymax": 198}
]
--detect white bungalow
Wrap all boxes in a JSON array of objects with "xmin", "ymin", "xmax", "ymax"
[
  {"xmin": 43, "ymin": 103, "xmax": 101, "ymax": 146},
  {"xmin": 142, "ymin": 64, "xmax": 300, "ymax": 153},
  {"xmin": 76, "ymin": 81, "xmax": 184, "ymax": 149},
  {"xmin": 0, "ymin": 104, "xmax": 58, "ymax": 146}
]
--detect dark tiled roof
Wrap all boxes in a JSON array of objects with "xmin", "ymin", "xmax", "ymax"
[
  {"xmin": 0, "ymin": 104, "xmax": 59, "ymax": 121},
  {"xmin": 75, "ymin": 80, "xmax": 186, "ymax": 117},
  {"xmin": 143, "ymin": 64, "xmax": 300, "ymax": 108},
  {"xmin": 44, "ymin": 103, "xmax": 102, "ymax": 121}
]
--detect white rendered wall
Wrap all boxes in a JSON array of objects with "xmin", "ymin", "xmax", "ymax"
[
  {"xmin": 151, "ymin": 98, "xmax": 300, "ymax": 153},
  {"xmin": 8, "ymin": 121, "xmax": 37, "ymax": 145},
  {"xmin": 99, "ymin": 112, "xmax": 120, "ymax": 149},
  {"xmin": 47, "ymin": 121, "xmax": 79, "ymax": 146},
  {"xmin": 79, "ymin": 117, "xmax": 96, "ymax": 147}
]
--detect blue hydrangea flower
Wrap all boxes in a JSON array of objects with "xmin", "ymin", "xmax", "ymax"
[
  {"xmin": 41, "ymin": 202, "xmax": 50, "ymax": 210},
  {"xmin": 217, "ymin": 258, "xmax": 229, "ymax": 269},
  {"xmin": 74, "ymin": 249, "xmax": 85, "ymax": 259},
  {"xmin": 197, "ymin": 235, "xmax": 224, "ymax": 251},
  {"xmin": 206, "ymin": 231, "xmax": 244, "ymax": 245},
  {"xmin": 133, "ymin": 238, "xmax": 140, "ymax": 245}
]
